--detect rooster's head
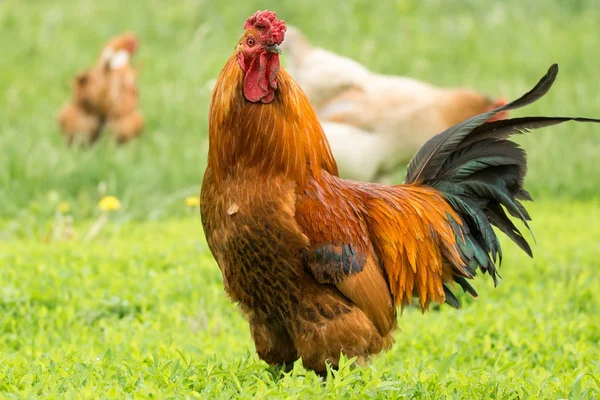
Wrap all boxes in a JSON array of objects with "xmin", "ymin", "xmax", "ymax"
[{"xmin": 237, "ymin": 10, "xmax": 286, "ymax": 103}]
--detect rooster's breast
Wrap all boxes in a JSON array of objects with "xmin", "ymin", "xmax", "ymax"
[{"xmin": 200, "ymin": 168, "xmax": 310, "ymax": 322}]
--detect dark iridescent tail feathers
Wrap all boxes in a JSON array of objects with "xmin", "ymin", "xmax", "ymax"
[{"xmin": 405, "ymin": 64, "xmax": 600, "ymax": 304}]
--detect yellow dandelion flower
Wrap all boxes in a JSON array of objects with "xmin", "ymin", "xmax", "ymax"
[
  {"xmin": 57, "ymin": 202, "xmax": 70, "ymax": 213},
  {"xmin": 185, "ymin": 196, "xmax": 200, "ymax": 207},
  {"xmin": 98, "ymin": 196, "xmax": 121, "ymax": 212}
]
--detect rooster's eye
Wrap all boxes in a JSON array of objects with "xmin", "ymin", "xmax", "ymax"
[{"xmin": 247, "ymin": 38, "xmax": 255, "ymax": 47}]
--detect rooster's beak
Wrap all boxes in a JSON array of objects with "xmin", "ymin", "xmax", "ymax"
[{"xmin": 266, "ymin": 44, "xmax": 282, "ymax": 55}]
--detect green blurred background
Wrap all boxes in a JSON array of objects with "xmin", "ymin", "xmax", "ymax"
[{"xmin": 1, "ymin": 0, "xmax": 599, "ymax": 228}]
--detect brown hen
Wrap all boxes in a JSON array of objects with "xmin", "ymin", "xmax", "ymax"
[{"xmin": 58, "ymin": 33, "xmax": 144, "ymax": 145}]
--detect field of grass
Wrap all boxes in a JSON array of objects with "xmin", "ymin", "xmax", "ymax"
[
  {"xmin": 1, "ymin": 0, "xmax": 599, "ymax": 398},
  {"xmin": 1, "ymin": 202, "xmax": 599, "ymax": 398}
]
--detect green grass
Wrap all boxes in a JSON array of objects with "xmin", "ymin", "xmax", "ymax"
[
  {"xmin": 1, "ymin": 0, "xmax": 600, "ymax": 398},
  {"xmin": 1, "ymin": 201, "xmax": 599, "ymax": 398}
]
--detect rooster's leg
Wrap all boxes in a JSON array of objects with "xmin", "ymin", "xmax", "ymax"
[{"xmin": 249, "ymin": 317, "xmax": 299, "ymax": 371}]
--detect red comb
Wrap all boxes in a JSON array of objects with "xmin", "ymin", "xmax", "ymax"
[{"xmin": 244, "ymin": 10, "xmax": 286, "ymax": 46}]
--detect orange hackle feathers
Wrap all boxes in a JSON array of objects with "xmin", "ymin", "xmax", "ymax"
[{"xmin": 208, "ymin": 57, "xmax": 337, "ymax": 189}]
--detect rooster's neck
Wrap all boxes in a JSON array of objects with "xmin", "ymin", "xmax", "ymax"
[{"xmin": 207, "ymin": 56, "xmax": 338, "ymax": 189}]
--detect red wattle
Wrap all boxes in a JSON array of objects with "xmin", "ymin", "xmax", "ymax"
[{"xmin": 243, "ymin": 52, "xmax": 279, "ymax": 103}]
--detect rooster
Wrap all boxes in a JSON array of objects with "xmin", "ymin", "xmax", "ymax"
[
  {"xmin": 201, "ymin": 10, "xmax": 599, "ymax": 375},
  {"xmin": 58, "ymin": 33, "xmax": 144, "ymax": 145}
]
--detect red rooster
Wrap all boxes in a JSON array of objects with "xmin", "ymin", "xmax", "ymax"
[{"xmin": 201, "ymin": 10, "xmax": 599, "ymax": 375}]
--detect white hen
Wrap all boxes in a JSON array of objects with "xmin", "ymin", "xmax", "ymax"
[
  {"xmin": 282, "ymin": 26, "xmax": 508, "ymax": 182},
  {"xmin": 281, "ymin": 26, "xmax": 370, "ymax": 111}
]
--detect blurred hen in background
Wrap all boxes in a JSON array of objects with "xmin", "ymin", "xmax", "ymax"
[
  {"xmin": 282, "ymin": 26, "xmax": 508, "ymax": 182},
  {"xmin": 58, "ymin": 33, "xmax": 144, "ymax": 145}
]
